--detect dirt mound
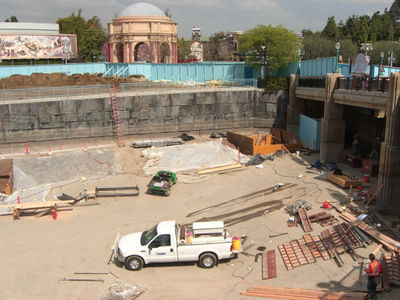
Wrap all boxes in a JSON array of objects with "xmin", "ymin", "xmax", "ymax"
[{"xmin": 0, "ymin": 73, "xmax": 146, "ymax": 90}]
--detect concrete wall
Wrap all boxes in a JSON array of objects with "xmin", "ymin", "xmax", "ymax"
[{"xmin": 0, "ymin": 88, "xmax": 288, "ymax": 144}]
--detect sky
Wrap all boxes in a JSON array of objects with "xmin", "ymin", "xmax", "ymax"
[{"xmin": 0, "ymin": 0, "xmax": 395, "ymax": 37}]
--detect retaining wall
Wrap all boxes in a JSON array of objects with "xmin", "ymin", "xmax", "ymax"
[{"xmin": 0, "ymin": 88, "xmax": 288, "ymax": 144}]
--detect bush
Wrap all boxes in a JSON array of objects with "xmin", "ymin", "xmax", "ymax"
[{"xmin": 265, "ymin": 76, "xmax": 288, "ymax": 91}]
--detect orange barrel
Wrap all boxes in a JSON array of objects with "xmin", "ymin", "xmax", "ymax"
[{"xmin": 232, "ymin": 236, "xmax": 241, "ymax": 250}]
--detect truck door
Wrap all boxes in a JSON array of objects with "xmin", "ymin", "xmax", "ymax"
[{"xmin": 147, "ymin": 234, "xmax": 177, "ymax": 263}]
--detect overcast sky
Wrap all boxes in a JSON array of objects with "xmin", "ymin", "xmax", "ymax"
[{"xmin": 0, "ymin": 0, "xmax": 395, "ymax": 37}]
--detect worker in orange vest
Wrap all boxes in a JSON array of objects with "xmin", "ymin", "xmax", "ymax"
[{"xmin": 362, "ymin": 253, "xmax": 384, "ymax": 300}]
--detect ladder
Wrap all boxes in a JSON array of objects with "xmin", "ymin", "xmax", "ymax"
[{"xmin": 109, "ymin": 84, "xmax": 125, "ymax": 147}]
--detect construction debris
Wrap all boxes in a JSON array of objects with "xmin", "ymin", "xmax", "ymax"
[
  {"xmin": 285, "ymin": 200, "xmax": 311, "ymax": 215},
  {"xmin": 279, "ymin": 223, "xmax": 365, "ymax": 271},
  {"xmin": 101, "ymin": 281, "xmax": 145, "ymax": 300},
  {"xmin": 309, "ymin": 211, "xmax": 339, "ymax": 226},
  {"xmin": 240, "ymin": 286, "xmax": 368, "ymax": 299},
  {"xmin": 95, "ymin": 186, "xmax": 140, "ymax": 198},
  {"xmin": 131, "ymin": 138, "xmax": 183, "ymax": 148}
]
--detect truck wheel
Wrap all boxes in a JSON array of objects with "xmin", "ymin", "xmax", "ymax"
[
  {"xmin": 164, "ymin": 188, "xmax": 171, "ymax": 196},
  {"xmin": 126, "ymin": 256, "xmax": 143, "ymax": 271},
  {"xmin": 199, "ymin": 253, "xmax": 217, "ymax": 268}
]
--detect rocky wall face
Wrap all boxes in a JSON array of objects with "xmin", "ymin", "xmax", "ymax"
[{"xmin": 0, "ymin": 89, "xmax": 288, "ymax": 143}]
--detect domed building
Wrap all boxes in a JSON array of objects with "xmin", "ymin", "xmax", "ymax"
[{"xmin": 108, "ymin": 2, "xmax": 178, "ymax": 63}]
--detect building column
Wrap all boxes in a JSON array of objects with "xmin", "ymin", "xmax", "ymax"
[
  {"xmin": 123, "ymin": 43, "xmax": 127, "ymax": 63},
  {"xmin": 286, "ymin": 74, "xmax": 304, "ymax": 134},
  {"xmin": 377, "ymin": 72, "xmax": 400, "ymax": 213},
  {"xmin": 320, "ymin": 73, "xmax": 345, "ymax": 163},
  {"xmin": 109, "ymin": 43, "xmax": 113, "ymax": 63},
  {"xmin": 129, "ymin": 42, "xmax": 133, "ymax": 63},
  {"xmin": 174, "ymin": 43, "xmax": 178, "ymax": 63}
]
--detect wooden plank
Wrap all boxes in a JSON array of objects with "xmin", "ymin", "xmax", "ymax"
[
  {"xmin": 196, "ymin": 163, "xmax": 243, "ymax": 175},
  {"xmin": 298, "ymin": 208, "xmax": 313, "ymax": 232},
  {"xmin": 242, "ymin": 286, "xmax": 368, "ymax": 299},
  {"xmin": 283, "ymin": 242, "xmax": 300, "ymax": 268},
  {"xmin": 303, "ymin": 234, "xmax": 322, "ymax": 259},
  {"xmin": 262, "ymin": 250, "xmax": 277, "ymax": 279},
  {"xmin": 380, "ymin": 254, "xmax": 390, "ymax": 291},
  {"xmin": 312, "ymin": 235, "xmax": 330, "ymax": 260},
  {"xmin": 298, "ymin": 238, "xmax": 316, "ymax": 264},
  {"xmin": 290, "ymin": 240, "xmax": 308, "ymax": 265},
  {"xmin": 278, "ymin": 245, "xmax": 293, "ymax": 271}
]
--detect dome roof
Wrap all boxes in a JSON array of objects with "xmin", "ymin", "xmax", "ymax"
[{"xmin": 118, "ymin": 2, "xmax": 165, "ymax": 17}]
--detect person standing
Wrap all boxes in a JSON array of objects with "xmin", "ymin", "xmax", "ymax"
[{"xmin": 363, "ymin": 253, "xmax": 384, "ymax": 300}]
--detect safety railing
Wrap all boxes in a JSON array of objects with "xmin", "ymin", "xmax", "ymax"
[
  {"xmin": 335, "ymin": 77, "xmax": 390, "ymax": 93},
  {"xmin": 0, "ymin": 84, "xmax": 110, "ymax": 101}
]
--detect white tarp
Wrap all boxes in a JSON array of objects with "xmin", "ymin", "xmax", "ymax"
[{"xmin": 142, "ymin": 140, "xmax": 249, "ymax": 175}]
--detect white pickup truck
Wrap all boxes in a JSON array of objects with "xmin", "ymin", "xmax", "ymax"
[{"xmin": 115, "ymin": 220, "xmax": 238, "ymax": 271}]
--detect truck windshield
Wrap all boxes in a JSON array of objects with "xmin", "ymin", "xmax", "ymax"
[{"xmin": 141, "ymin": 225, "xmax": 158, "ymax": 246}]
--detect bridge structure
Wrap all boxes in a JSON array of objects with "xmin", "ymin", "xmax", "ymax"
[{"xmin": 287, "ymin": 73, "xmax": 400, "ymax": 213}]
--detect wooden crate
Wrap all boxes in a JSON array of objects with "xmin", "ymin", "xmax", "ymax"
[
  {"xmin": 343, "ymin": 153, "xmax": 362, "ymax": 168},
  {"xmin": 326, "ymin": 173, "xmax": 362, "ymax": 188},
  {"xmin": 362, "ymin": 160, "xmax": 379, "ymax": 177}
]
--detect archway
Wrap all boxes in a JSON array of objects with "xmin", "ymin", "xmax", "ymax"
[
  {"xmin": 134, "ymin": 42, "xmax": 150, "ymax": 62},
  {"xmin": 160, "ymin": 42, "xmax": 170, "ymax": 63}
]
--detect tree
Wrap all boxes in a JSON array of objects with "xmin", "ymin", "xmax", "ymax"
[
  {"xmin": 303, "ymin": 35, "xmax": 335, "ymax": 60},
  {"xmin": 177, "ymin": 38, "xmax": 193, "ymax": 62},
  {"xmin": 5, "ymin": 16, "xmax": 18, "ymax": 22},
  {"xmin": 203, "ymin": 31, "xmax": 229, "ymax": 61},
  {"xmin": 239, "ymin": 25, "xmax": 298, "ymax": 72},
  {"xmin": 322, "ymin": 17, "xmax": 338, "ymax": 40},
  {"xmin": 164, "ymin": 8, "xmax": 172, "ymax": 18},
  {"xmin": 57, "ymin": 10, "xmax": 107, "ymax": 62}
]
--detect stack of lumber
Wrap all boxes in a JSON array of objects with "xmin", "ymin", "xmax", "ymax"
[
  {"xmin": 309, "ymin": 211, "xmax": 339, "ymax": 226},
  {"xmin": 326, "ymin": 173, "xmax": 362, "ymax": 188},
  {"xmin": 241, "ymin": 286, "xmax": 368, "ymax": 299},
  {"xmin": 340, "ymin": 211, "xmax": 400, "ymax": 253},
  {"xmin": 196, "ymin": 163, "xmax": 243, "ymax": 175}
]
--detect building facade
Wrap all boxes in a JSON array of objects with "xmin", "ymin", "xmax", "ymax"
[{"xmin": 108, "ymin": 2, "xmax": 178, "ymax": 63}]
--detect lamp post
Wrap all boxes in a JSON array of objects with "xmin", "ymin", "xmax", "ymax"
[
  {"xmin": 379, "ymin": 52, "xmax": 384, "ymax": 76},
  {"xmin": 335, "ymin": 42, "xmax": 341, "ymax": 73},
  {"xmin": 260, "ymin": 45, "xmax": 266, "ymax": 80},
  {"xmin": 388, "ymin": 50, "xmax": 394, "ymax": 67}
]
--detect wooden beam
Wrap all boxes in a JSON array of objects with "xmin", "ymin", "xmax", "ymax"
[{"xmin": 196, "ymin": 163, "xmax": 243, "ymax": 175}]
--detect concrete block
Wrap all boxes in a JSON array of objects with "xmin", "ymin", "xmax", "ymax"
[
  {"xmin": 165, "ymin": 105, "xmax": 180, "ymax": 118},
  {"xmin": 68, "ymin": 121, "xmax": 90, "ymax": 129},
  {"xmin": 39, "ymin": 115, "xmax": 65, "ymax": 129},
  {"xmin": 254, "ymin": 118, "xmax": 274, "ymax": 128},
  {"xmin": 0, "ymin": 130, "xmax": 5, "ymax": 143},
  {"xmin": 64, "ymin": 127, "xmax": 91, "ymax": 139},
  {"xmin": 90, "ymin": 123, "xmax": 111, "ymax": 137},
  {"xmin": 117, "ymin": 111, "xmax": 130, "ymax": 121},
  {"xmin": 216, "ymin": 91, "xmax": 235, "ymax": 104},
  {"xmin": 9, "ymin": 103, "xmax": 30, "ymax": 116},
  {"xmin": 171, "ymin": 93, "xmax": 194, "ymax": 106},
  {"xmin": 86, "ymin": 98, "xmax": 105, "ymax": 112},
  {"xmin": 157, "ymin": 94, "xmax": 171, "ymax": 107},
  {"xmin": 163, "ymin": 118, "xmax": 179, "ymax": 132},
  {"xmin": 131, "ymin": 109, "xmax": 150, "ymax": 120},
  {"xmin": 86, "ymin": 112, "xmax": 108, "ymax": 122},
  {"xmin": 60, "ymin": 99, "xmax": 81, "ymax": 114},
  {"xmin": 135, "ymin": 95, "xmax": 157, "ymax": 109},
  {"xmin": 150, "ymin": 107, "xmax": 167, "ymax": 119},
  {"xmin": 179, "ymin": 105, "xmax": 194, "ymax": 117},
  {"xmin": 0, "ymin": 116, "xmax": 9, "ymax": 131},
  {"xmin": 4, "ymin": 130, "xmax": 29, "ymax": 143},
  {"xmin": 194, "ymin": 92, "xmax": 216, "ymax": 105},
  {"xmin": 0, "ymin": 104, "xmax": 9, "ymax": 116},
  {"xmin": 9, "ymin": 115, "xmax": 38, "ymax": 131},
  {"xmin": 195, "ymin": 104, "xmax": 213, "ymax": 116},
  {"xmin": 193, "ymin": 115, "xmax": 214, "ymax": 130},
  {"xmin": 30, "ymin": 101, "xmax": 61, "ymax": 116}
]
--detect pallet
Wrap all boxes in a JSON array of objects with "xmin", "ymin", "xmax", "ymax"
[
  {"xmin": 326, "ymin": 173, "xmax": 362, "ymax": 188},
  {"xmin": 262, "ymin": 250, "xmax": 277, "ymax": 279},
  {"xmin": 303, "ymin": 234, "xmax": 322, "ymax": 259}
]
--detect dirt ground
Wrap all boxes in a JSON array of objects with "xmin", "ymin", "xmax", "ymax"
[
  {"xmin": 0, "ymin": 138, "xmax": 399, "ymax": 300},
  {"xmin": 0, "ymin": 73, "xmax": 146, "ymax": 90}
]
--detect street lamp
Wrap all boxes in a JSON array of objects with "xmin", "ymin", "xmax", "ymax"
[
  {"xmin": 388, "ymin": 50, "xmax": 395, "ymax": 67},
  {"xmin": 379, "ymin": 52, "xmax": 384, "ymax": 76},
  {"xmin": 260, "ymin": 45, "xmax": 266, "ymax": 80},
  {"xmin": 335, "ymin": 42, "xmax": 341, "ymax": 73}
]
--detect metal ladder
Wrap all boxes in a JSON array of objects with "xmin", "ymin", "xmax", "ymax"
[{"xmin": 109, "ymin": 84, "xmax": 125, "ymax": 147}]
